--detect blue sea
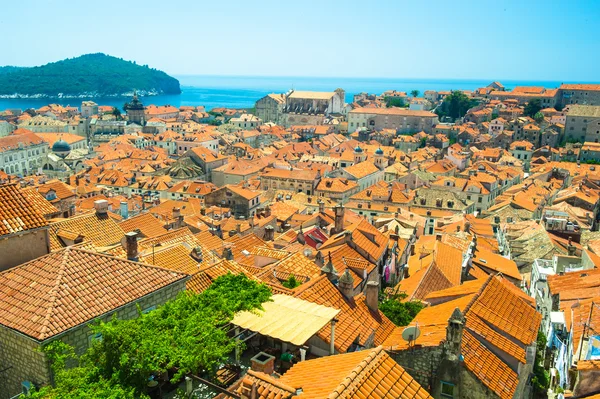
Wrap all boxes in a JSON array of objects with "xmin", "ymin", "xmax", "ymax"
[{"xmin": 0, "ymin": 75, "xmax": 595, "ymax": 112}]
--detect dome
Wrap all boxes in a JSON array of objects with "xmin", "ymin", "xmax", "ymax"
[
  {"xmin": 52, "ymin": 139, "xmax": 71, "ymax": 158},
  {"xmin": 375, "ymin": 147, "xmax": 384, "ymax": 155},
  {"xmin": 354, "ymin": 146, "xmax": 363, "ymax": 153}
]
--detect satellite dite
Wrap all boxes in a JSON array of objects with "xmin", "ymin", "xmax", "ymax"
[{"xmin": 401, "ymin": 323, "xmax": 420, "ymax": 349}]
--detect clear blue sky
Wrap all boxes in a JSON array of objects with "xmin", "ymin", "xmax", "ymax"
[{"xmin": 1, "ymin": 0, "xmax": 598, "ymax": 81}]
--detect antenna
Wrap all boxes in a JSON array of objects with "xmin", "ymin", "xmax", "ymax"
[{"xmin": 401, "ymin": 323, "xmax": 420, "ymax": 349}]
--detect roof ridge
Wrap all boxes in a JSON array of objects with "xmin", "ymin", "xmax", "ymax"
[
  {"xmin": 329, "ymin": 346, "xmax": 385, "ymax": 398},
  {"xmin": 464, "ymin": 273, "xmax": 495, "ymax": 314},
  {"xmin": 39, "ymin": 248, "xmax": 72, "ymax": 339}
]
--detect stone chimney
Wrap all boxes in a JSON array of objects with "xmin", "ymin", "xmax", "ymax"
[
  {"xmin": 338, "ymin": 269, "xmax": 354, "ymax": 299},
  {"xmin": 223, "ymin": 246, "xmax": 234, "ymax": 260},
  {"xmin": 315, "ymin": 251, "xmax": 324, "ymax": 268},
  {"xmin": 265, "ymin": 205, "xmax": 271, "ymax": 217},
  {"xmin": 464, "ymin": 221, "xmax": 471, "ymax": 234},
  {"xmin": 321, "ymin": 252, "xmax": 338, "ymax": 283},
  {"xmin": 445, "ymin": 308, "xmax": 465, "ymax": 362},
  {"xmin": 200, "ymin": 207, "xmax": 206, "ymax": 216},
  {"xmin": 568, "ymin": 236, "xmax": 576, "ymax": 256},
  {"xmin": 318, "ymin": 200, "xmax": 325, "ymax": 214},
  {"xmin": 297, "ymin": 224, "xmax": 305, "ymax": 245},
  {"xmin": 173, "ymin": 207, "xmax": 181, "ymax": 219},
  {"xmin": 94, "ymin": 199, "xmax": 109, "ymax": 216},
  {"xmin": 250, "ymin": 352, "xmax": 276, "ymax": 375},
  {"xmin": 366, "ymin": 281, "xmax": 379, "ymax": 313},
  {"xmin": 191, "ymin": 246, "xmax": 203, "ymax": 263},
  {"xmin": 332, "ymin": 205, "xmax": 345, "ymax": 235},
  {"xmin": 264, "ymin": 225, "xmax": 274, "ymax": 241},
  {"xmin": 125, "ymin": 231, "xmax": 139, "ymax": 261}
]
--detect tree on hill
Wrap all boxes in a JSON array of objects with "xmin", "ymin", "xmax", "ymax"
[
  {"xmin": 410, "ymin": 90, "xmax": 420, "ymax": 98},
  {"xmin": 385, "ymin": 96, "xmax": 406, "ymax": 108},
  {"xmin": 524, "ymin": 98, "xmax": 542, "ymax": 118},
  {"xmin": 435, "ymin": 90, "xmax": 478, "ymax": 121},
  {"xmin": 27, "ymin": 273, "xmax": 272, "ymax": 398}
]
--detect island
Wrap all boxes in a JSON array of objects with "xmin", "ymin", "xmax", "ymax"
[{"xmin": 0, "ymin": 53, "xmax": 181, "ymax": 98}]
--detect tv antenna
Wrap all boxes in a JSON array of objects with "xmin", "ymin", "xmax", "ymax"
[{"xmin": 401, "ymin": 323, "xmax": 420, "ymax": 349}]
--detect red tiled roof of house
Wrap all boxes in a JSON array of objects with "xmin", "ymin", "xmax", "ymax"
[
  {"xmin": 0, "ymin": 247, "xmax": 187, "ymax": 340},
  {"xmin": 0, "ymin": 183, "xmax": 48, "ymax": 236}
]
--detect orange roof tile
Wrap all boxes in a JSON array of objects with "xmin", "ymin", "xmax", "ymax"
[
  {"xmin": 0, "ymin": 247, "xmax": 187, "ymax": 340},
  {"xmin": 0, "ymin": 183, "xmax": 48, "ymax": 236}
]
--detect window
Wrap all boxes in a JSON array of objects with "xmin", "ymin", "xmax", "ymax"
[{"xmin": 441, "ymin": 381, "xmax": 454, "ymax": 398}]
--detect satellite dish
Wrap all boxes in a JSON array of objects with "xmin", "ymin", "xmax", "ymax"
[{"xmin": 401, "ymin": 325, "xmax": 421, "ymax": 343}]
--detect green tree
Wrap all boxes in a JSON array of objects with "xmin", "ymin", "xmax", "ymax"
[
  {"xmin": 532, "ymin": 331, "xmax": 549, "ymax": 398},
  {"xmin": 112, "ymin": 107, "xmax": 122, "ymax": 120},
  {"xmin": 410, "ymin": 90, "xmax": 420, "ymax": 98},
  {"xmin": 436, "ymin": 91, "xmax": 478, "ymax": 121},
  {"xmin": 524, "ymin": 98, "xmax": 542, "ymax": 118},
  {"xmin": 27, "ymin": 274, "xmax": 272, "ymax": 398},
  {"xmin": 385, "ymin": 96, "xmax": 406, "ymax": 108},
  {"xmin": 534, "ymin": 111, "xmax": 544, "ymax": 123},
  {"xmin": 379, "ymin": 294, "xmax": 424, "ymax": 326},
  {"xmin": 282, "ymin": 274, "xmax": 301, "ymax": 289}
]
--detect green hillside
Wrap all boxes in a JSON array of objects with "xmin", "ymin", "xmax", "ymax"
[{"xmin": 0, "ymin": 53, "xmax": 181, "ymax": 97}]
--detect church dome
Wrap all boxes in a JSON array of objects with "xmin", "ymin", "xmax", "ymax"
[
  {"xmin": 52, "ymin": 139, "xmax": 71, "ymax": 158},
  {"xmin": 375, "ymin": 147, "xmax": 384, "ymax": 155},
  {"xmin": 354, "ymin": 146, "xmax": 363, "ymax": 153}
]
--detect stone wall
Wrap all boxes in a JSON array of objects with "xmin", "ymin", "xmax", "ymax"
[
  {"xmin": 0, "ymin": 229, "xmax": 49, "ymax": 272},
  {"xmin": 389, "ymin": 346, "xmax": 444, "ymax": 390},
  {"xmin": 0, "ymin": 327, "xmax": 49, "ymax": 399}
]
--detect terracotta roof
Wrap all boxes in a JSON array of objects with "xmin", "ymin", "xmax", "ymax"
[
  {"xmin": 0, "ymin": 183, "xmax": 48, "ymax": 236},
  {"xmin": 21, "ymin": 187, "xmax": 59, "ymax": 218},
  {"xmin": 119, "ymin": 213, "xmax": 167, "ymax": 238},
  {"xmin": 47, "ymin": 212, "xmax": 125, "ymax": 251},
  {"xmin": 461, "ymin": 331, "xmax": 518, "ymax": 399},
  {"xmin": 279, "ymin": 346, "xmax": 432, "ymax": 399},
  {"xmin": 293, "ymin": 275, "xmax": 394, "ymax": 353},
  {"xmin": 0, "ymin": 247, "xmax": 187, "ymax": 340},
  {"xmin": 472, "ymin": 248, "xmax": 521, "ymax": 281}
]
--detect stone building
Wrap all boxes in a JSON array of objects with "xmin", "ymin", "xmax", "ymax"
[
  {"xmin": 560, "ymin": 84, "xmax": 600, "ymax": 107},
  {"xmin": 204, "ymin": 184, "xmax": 262, "ymax": 218},
  {"xmin": 260, "ymin": 167, "xmax": 321, "ymax": 196},
  {"xmin": 0, "ymin": 129, "xmax": 48, "ymax": 176},
  {"xmin": 80, "ymin": 101, "xmax": 99, "ymax": 118},
  {"xmin": 348, "ymin": 107, "xmax": 439, "ymax": 134},
  {"xmin": 124, "ymin": 92, "xmax": 146, "ymax": 125},
  {"xmin": 563, "ymin": 105, "xmax": 600, "ymax": 143},
  {"xmin": 255, "ymin": 89, "xmax": 345, "ymax": 127},
  {"xmin": 0, "ymin": 246, "xmax": 188, "ymax": 398}
]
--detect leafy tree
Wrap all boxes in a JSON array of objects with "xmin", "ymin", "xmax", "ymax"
[
  {"xmin": 112, "ymin": 107, "xmax": 122, "ymax": 120},
  {"xmin": 384, "ymin": 96, "xmax": 406, "ymax": 108},
  {"xmin": 524, "ymin": 98, "xmax": 542, "ymax": 118},
  {"xmin": 27, "ymin": 274, "xmax": 272, "ymax": 398},
  {"xmin": 532, "ymin": 331, "xmax": 549, "ymax": 398},
  {"xmin": 379, "ymin": 293, "xmax": 424, "ymax": 326},
  {"xmin": 282, "ymin": 275, "xmax": 301, "ymax": 289},
  {"xmin": 435, "ymin": 91, "xmax": 478, "ymax": 121},
  {"xmin": 410, "ymin": 90, "xmax": 420, "ymax": 98},
  {"xmin": 534, "ymin": 111, "xmax": 544, "ymax": 123},
  {"xmin": 555, "ymin": 103, "xmax": 564, "ymax": 112}
]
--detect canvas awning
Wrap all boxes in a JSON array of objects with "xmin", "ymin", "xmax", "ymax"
[{"xmin": 232, "ymin": 294, "xmax": 340, "ymax": 346}]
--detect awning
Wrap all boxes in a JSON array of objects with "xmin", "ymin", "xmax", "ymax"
[{"xmin": 232, "ymin": 294, "xmax": 340, "ymax": 346}]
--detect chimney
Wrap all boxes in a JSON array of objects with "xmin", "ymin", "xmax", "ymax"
[
  {"xmin": 191, "ymin": 246, "xmax": 203, "ymax": 263},
  {"xmin": 321, "ymin": 252, "xmax": 338, "ymax": 283},
  {"xmin": 125, "ymin": 232, "xmax": 138, "ymax": 261},
  {"xmin": 250, "ymin": 352, "xmax": 276, "ymax": 376},
  {"xmin": 318, "ymin": 200, "xmax": 325, "ymax": 214},
  {"xmin": 265, "ymin": 205, "xmax": 271, "ymax": 217},
  {"xmin": 120, "ymin": 201, "xmax": 129, "ymax": 220},
  {"xmin": 332, "ymin": 205, "xmax": 345, "ymax": 235},
  {"xmin": 222, "ymin": 246, "xmax": 234, "ymax": 260},
  {"xmin": 338, "ymin": 269, "xmax": 354, "ymax": 299},
  {"xmin": 94, "ymin": 199, "xmax": 109, "ymax": 216},
  {"xmin": 236, "ymin": 223, "xmax": 242, "ymax": 233},
  {"xmin": 315, "ymin": 251, "xmax": 324, "ymax": 268},
  {"xmin": 264, "ymin": 225, "xmax": 274, "ymax": 241},
  {"xmin": 200, "ymin": 207, "xmax": 206, "ymax": 216},
  {"xmin": 366, "ymin": 281, "xmax": 379, "ymax": 312},
  {"xmin": 436, "ymin": 233, "xmax": 442, "ymax": 241},
  {"xmin": 297, "ymin": 225, "xmax": 305, "ymax": 245},
  {"xmin": 173, "ymin": 207, "xmax": 181, "ymax": 219},
  {"xmin": 464, "ymin": 221, "xmax": 471, "ymax": 234},
  {"xmin": 568, "ymin": 236, "xmax": 576, "ymax": 256}
]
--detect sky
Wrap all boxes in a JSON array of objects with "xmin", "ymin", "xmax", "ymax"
[{"xmin": 1, "ymin": 0, "xmax": 599, "ymax": 81}]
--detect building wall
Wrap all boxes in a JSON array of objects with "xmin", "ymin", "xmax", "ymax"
[
  {"xmin": 566, "ymin": 115, "xmax": 600, "ymax": 142},
  {"xmin": 0, "ymin": 144, "xmax": 48, "ymax": 175},
  {"xmin": 0, "ymin": 229, "xmax": 49, "ymax": 272},
  {"xmin": 0, "ymin": 280, "xmax": 186, "ymax": 398},
  {"xmin": 561, "ymin": 90, "xmax": 600, "ymax": 107}
]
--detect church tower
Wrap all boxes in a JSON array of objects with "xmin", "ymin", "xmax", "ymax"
[
  {"xmin": 374, "ymin": 147, "xmax": 385, "ymax": 169},
  {"xmin": 124, "ymin": 91, "xmax": 146, "ymax": 126},
  {"xmin": 354, "ymin": 146, "xmax": 366, "ymax": 164}
]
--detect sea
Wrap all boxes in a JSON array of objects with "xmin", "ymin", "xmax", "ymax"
[{"xmin": 0, "ymin": 75, "xmax": 595, "ymax": 112}]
